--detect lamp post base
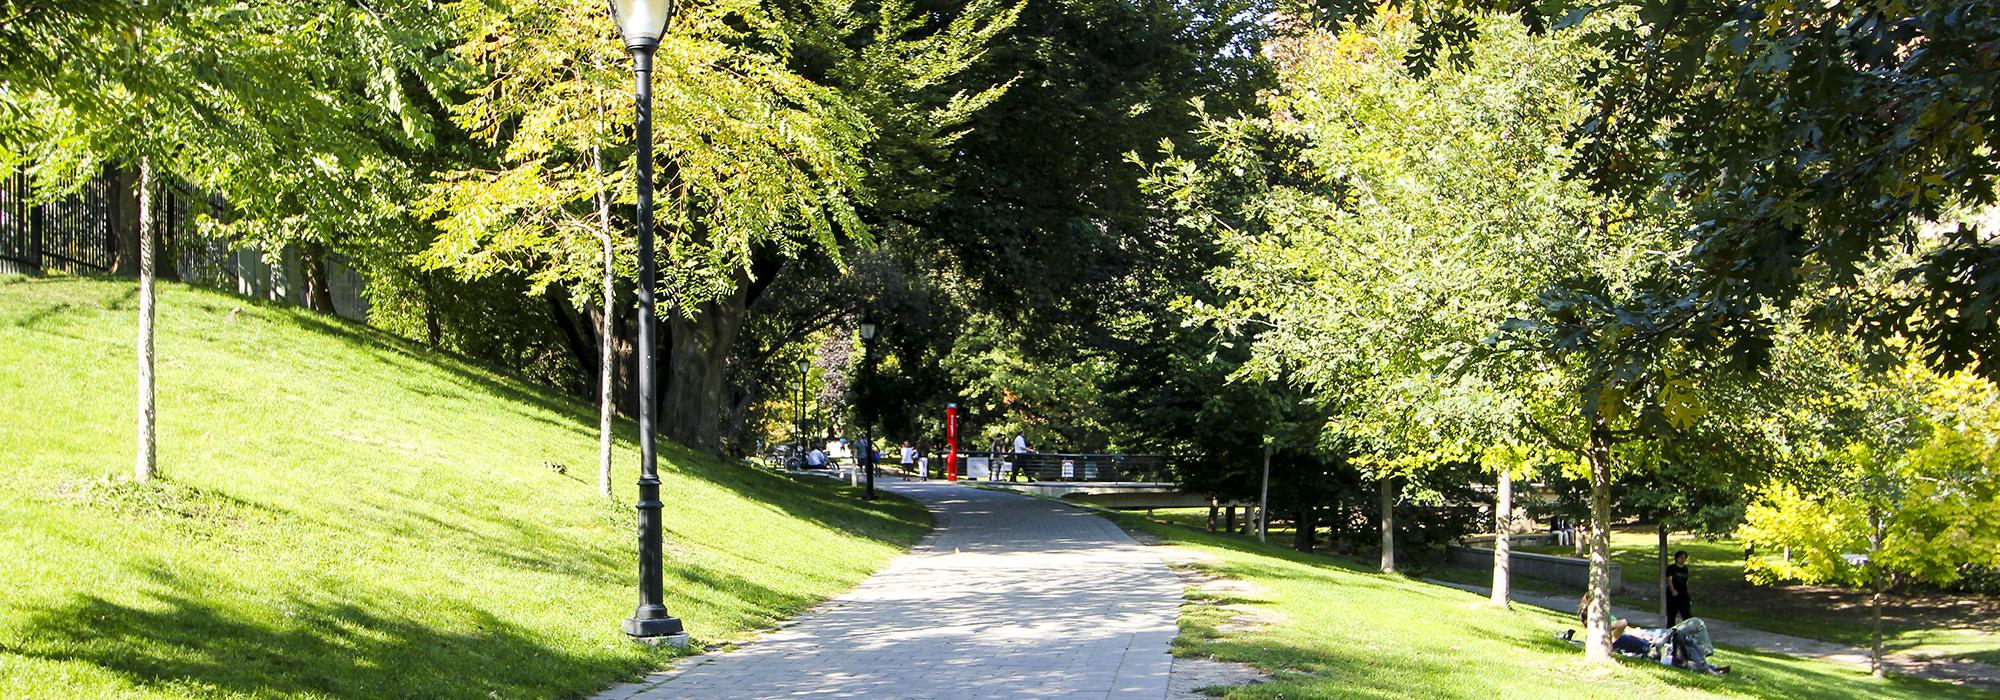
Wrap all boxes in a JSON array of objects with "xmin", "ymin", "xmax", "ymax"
[{"xmin": 623, "ymin": 615, "xmax": 689, "ymax": 646}]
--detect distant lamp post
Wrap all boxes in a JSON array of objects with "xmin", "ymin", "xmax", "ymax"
[
  {"xmin": 608, "ymin": 0, "xmax": 686, "ymax": 646},
  {"xmin": 798, "ymin": 358, "xmax": 811, "ymax": 468},
  {"xmin": 858, "ymin": 320, "xmax": 879, "ymax": 500}
]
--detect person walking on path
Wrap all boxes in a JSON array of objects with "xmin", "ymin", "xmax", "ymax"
[
  {"xmin": 1666, "ymin": 550, "xmax": 1694, "ymax": 626},
  {"xmin": 1009, "ymin": 432, "xmax": 1032, "ymax": 481},
  {"xmin": 898, "ymin": 441, "xmax": 916, "ymax": 480}
]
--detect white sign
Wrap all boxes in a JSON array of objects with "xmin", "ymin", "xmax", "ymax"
[
  {"xmin": 1060, "ymin": 460, "xmax": 1076, "ymax": 479},
  {"xmin": 966, "ymin": 457, "xmax": 990, "ymax": 480}
]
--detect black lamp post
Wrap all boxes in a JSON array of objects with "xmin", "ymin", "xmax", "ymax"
[
  {"xmin": 609, "ymin": 0, "xmax": 686, "ymax": 646},
  {"xmin": 858, "ymin": 320, "xmax": 878, "ymax": 500},
  {"xmin": 797, "ymin": 358, "xmax": 810, "ymax": 467}
]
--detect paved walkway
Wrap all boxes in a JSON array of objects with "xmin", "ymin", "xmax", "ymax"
[
  {"xmin": 596, "ymin": 482, "xmax": 1183, "ymax": 700},
  {"xmin": 1430, "ymin": 579, "xmax": 2000, "ymax": 690}
]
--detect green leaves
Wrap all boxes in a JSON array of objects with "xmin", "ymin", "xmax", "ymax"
[
  {"xmin": 422, "ymin": 0, "xmax": 1017, "ymax": 311},
  {"xmin": 3, "ymin": 0, "xmax": 460, "ymax": 255},
  {"xmin": 1743, "ymin": 360, "xmax": 2000, "ymax": 589},
  {"xmin": 1145, "ymin": 10, "xmax": 1635, "ymax": 473}
]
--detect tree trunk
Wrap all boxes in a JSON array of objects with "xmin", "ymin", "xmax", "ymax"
[
  {"xmin": 1583, "ymin": 420, "xmax": 1615, "ymax": 663},
  {"xmin": 595, "ymin": 148, "xmax": 617, "ymax": 499},
  {"xmin": 135, "ymin": 158, "xmax": 157, "ymax": 483},
  {"xmin": 110, "ymin": 166, "xmax": 141, "ymax": 276},
  {"xmin": 602, "ymin": 301, "xmax": 638, "ymax": 416},
  {"xmin": 1293, "ymin": 507, "xmax": 1315, "ymax": 552},
  {"xmin": 1870, "ymin": 507, "xmax": 1886, "ymax": 678},
  {"xmin": 662, "ymin": 282, "xmax": 752, "ymax": 454},
  {"xmin": 1491, "ymin": 468, "xmax": 1512, "ymax": 607},
  {"xmin": 1658, "ymin": 521, "xmax": 1670, "ymax": 623},
  {"xmin": 546, "ymin": 291, "xmax": 594, "ymax": 396},
  {"xmin": 298, "ymin": 241, "xmax": 337, "ymax": 314},
  {"xmin": 1380, "ymin": 476, "xmax": 1396, "ymax": 574},
  {"xmin": 1206, "ymin": 497, "xmax": 1219, "ymax": 533},
  {"xmin": 1225, "ymin": 505, "xmax": 1236, "ymax": 534},
  {"xmin": 420, "ymin": 274, "xmax": 443, "ymax": 348},
  {"xmin": 720, "ymin": 383, "xmax": 756, "ymax": 453}
]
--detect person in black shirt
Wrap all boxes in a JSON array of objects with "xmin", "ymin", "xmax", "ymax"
[{"xmin": 1665, "ymin": 550, "xmax": 1693, "ymax": 625}]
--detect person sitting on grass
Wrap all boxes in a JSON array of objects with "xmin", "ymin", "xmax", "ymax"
[{"xmin": 1571, "ymin": 596, "xmax": 1729, "ymax": 675}]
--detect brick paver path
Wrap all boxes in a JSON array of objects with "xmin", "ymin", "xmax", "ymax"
[{"xmin": 595, "ymin": 481, "xmax": 1182, "ymax": 700}]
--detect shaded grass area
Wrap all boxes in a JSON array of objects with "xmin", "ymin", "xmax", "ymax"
[
  {"xmin": 1510, "ymin": 531, "xmax": 2000, "ymax": 666},
  {"xmin": 1109, "ymin": 514, "xmax": 1986, "ymax": 699},
  {"xmin": 0, "ymin": 277, "xmax": 928, "ymax": 699}
]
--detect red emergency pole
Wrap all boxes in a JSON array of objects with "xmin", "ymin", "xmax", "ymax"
[{"xmin": 945, "ymin": 403, "xmax": 960, "ymax": 481}]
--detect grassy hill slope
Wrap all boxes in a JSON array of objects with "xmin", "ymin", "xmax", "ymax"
[{"xmin": 0, "ymin": 277, "xmax": 927, "ymax": 699}]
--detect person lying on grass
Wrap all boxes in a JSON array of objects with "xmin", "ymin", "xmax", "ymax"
[{"xmin": 1572, "ymin": 596, "xmax": 1731, "ymax": 676}]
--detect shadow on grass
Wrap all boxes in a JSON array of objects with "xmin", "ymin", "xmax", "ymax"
[
  {"xmin": 7, "ymin": 562, "xmax": 654, "ymax": 699},
  {"xmin": 1124, "ymin": 515, "xmax": 1984, "ymax": 700}
]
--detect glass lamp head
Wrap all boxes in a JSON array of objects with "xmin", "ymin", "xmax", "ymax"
[
  {"xmin": 608, "ymin": 0, "xmax": 672, "ymax": 50},
  {"xmin": 859, "ymin": 322, "xmax": 877, "ymax": 341}
]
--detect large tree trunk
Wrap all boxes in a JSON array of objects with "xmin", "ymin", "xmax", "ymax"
[
  {"xmin": 1207, "ymin": 497, "xmax": 1219, "ymax": 533},
  {"xmin": 109, "ymin": 166, "xmax": 141, "ymax": 276},
  {"xmin": 420, "ymin": 273, "xmax": 443, "ymax": 348},
  {"xmin": 546, "ymin": 291, "xmax": 595, "ymax": 396},
  {"xmin": 1379, "ymin": 476, "xmax": 1396, "ymax": 574},
  {"xmin": 1491, "ymin": 468, "xmax": 1512, "ymax": 607},
  {"xmin": 1583, "ymin": 420, "xmax": 1615, "ymax": 663},
  {"xmin": 598, "ymin": 301, "xmax": 637, "ymax": 416},
  {"xmin": 1293, "ymin": 507, "xmax": 1315, "ymax": 552},
  {"xmin": 662, "ymin": 282, "xmax": 752, "ymax": 454},
  {"xmin": 135, "ymin": 158, "xmax": 157, "ymax": 483},
  {"xmin": 298, "ymin": 241, "xmax": 337, "ymax": 314},
  {"xmin": 720, "ymin": 383, "xmax": 756, "ymax": 453}
]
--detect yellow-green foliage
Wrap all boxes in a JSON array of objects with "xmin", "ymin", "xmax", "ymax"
[{"xmin": 1741, "ymin": 365, "xmax": 2000, "ymax": 589}]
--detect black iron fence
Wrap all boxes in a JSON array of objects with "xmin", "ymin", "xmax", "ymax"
[
  {"xmin": 0, "ymin": 170, "xmax": 368, "ymax": 320},
  {"xmin": 956, "ymin": 451, "xmax": 1170, "ymax": 483},
  {"xmin": 0, "ymin": 172, "xmax": 117, "ymax": 274}
]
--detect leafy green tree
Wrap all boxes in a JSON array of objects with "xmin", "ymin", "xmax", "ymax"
[
  {"xmin": 424, "ymin": 0, "xmax": 1016, "ymax": 454},
  {"xmin": 1, "ymin": 0, "xmax": 454, "ymax": 481},
  {"xmin": 1143, "ymin": 10, "xmax": 1687, "ymax": 654},
  {"xmin": 1740, "ymin": 362, "xmax": 2000, "ymax": 676},
  {"xmin": 1309, "ymin": 0, "xmax": 2000, "ymax": 384}
]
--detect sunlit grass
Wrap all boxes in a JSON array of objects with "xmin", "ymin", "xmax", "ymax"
[
  {"xmin": 1515, "ymin": 531, "xmax": 2000, "ymax": 665},
  {"xmin": 1113, "ymin": 515, "xmax": 1986, "ymax": 699},
  {"xmin": 0, "ymin": 277, "xmax": 928, "ymax": 699}
]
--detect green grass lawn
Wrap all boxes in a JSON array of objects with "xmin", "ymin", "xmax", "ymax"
[
  {"xmin": 0, "ymin": 277, "xmax": 929, "ymax": 699},
  {"xmin": 1153, "ymin": 505, "xmax": 2000, "ymax": 667},
  {"xmin": 1513, "ymin": 531, "xmax": 2000, "ymax": 665},
  {"xmin": 1111, "ymin": 515, "xmax": 1988, "ymax": 699}
]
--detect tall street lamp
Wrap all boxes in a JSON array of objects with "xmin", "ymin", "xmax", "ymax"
[
  {"xmin": 798, "ymin": 358, "xmax": 811, "ymax": 468},
  {"xmin": 858, "ymin": 320, "xmax": 879, "ymax": 500},
  {"xmin": 609, "ymin": 0, "xmax": 686, "ymax": 646}
]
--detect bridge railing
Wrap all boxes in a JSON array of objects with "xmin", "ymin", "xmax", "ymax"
[{"xmin": 954, "ymin": 451, "xmax": 1169, "ymax": 483}]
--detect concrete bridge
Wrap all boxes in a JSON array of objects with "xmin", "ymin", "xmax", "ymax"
[{"xmin": 983, "ymin": 481, "xmax": 1244, "ymax": 510}]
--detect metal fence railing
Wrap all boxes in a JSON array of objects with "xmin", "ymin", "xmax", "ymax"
[
  {"xmin": 1, "ymin": 172, "xmax": 117, "ymax": 275},
  {"xmin": 955, "ymin": 451, "xmax": 1170, "ymax": 483},
  {"xmin": 0, "ymin": 170, "xmax": 369, "ymax": 321}
]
